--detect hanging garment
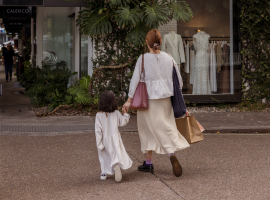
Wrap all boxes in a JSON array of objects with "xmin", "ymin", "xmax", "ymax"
[
  {"xmin": 192, "ymin": 31, "xmax": 211, "ymax": 95},
  {"xmin": 220, "ymin": 44, "xmax": 230, "ymax": 93},
  {"xmin": 209, "ymin": 43, "xmax": 217, "ymax": 92},
  {"xmin": 190, "ymin": 47, "xmax": 195, "ymax": 85},
  {"xmin": 216, "ymin": 43, "xmax": 222, "ymax": 73},
  {"xmin": 184, "ymin": 43, "xmax": 190, "ymax": 73},
  {"xmin": 161, "ymin": 31, "xmax": 185, "ymax": 70}
]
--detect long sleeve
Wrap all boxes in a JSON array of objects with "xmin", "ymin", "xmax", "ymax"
[
  {"xmin": 167, "ymin": 53, "xmax": 183, "ymax": 89},
  {"xmin": 172, "ymin": 57, "xmax": 183, "ymax": 89},
  {"xmin": 161, "ymin": 36, "xmax": 166, "ymax": 52},
  {"xmin": 128, "ymin": 55, "xmax": 142, "ymax": 98},
  {"xmin": 178, "ymin": 35, "xmax": 185, "ymax": 63},
  {"xmin": 117, "ymin": 111, "xmax": 130, "ymax": 127},
  {"xmin": 95, "ymin": 115, "xmax": 104, "ymax": 150}
]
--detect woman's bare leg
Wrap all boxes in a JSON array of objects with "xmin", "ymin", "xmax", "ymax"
[{"xmin": 144, "ymin": 151, "xmax": 152, "ymax": 159}]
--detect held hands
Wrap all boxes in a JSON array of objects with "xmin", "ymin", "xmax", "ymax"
[
  {"xmin": 122, "ymin": 101, "xmax": 130, "ymax": 114},
  {"xmin": 122, "ymin": 97, "xmax": 132, "ymax": 114}
]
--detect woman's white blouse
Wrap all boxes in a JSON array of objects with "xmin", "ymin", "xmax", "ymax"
[{"xmin": 128, "ymin": 51, "xmax": 183, "ymax": 99}]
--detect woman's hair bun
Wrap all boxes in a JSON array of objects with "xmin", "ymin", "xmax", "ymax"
[{"xmin": 146, "ymin": 29, "xmax": 162, "ymax": 52}]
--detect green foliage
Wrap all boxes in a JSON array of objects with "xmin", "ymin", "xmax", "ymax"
[
  {"xmin": 68, "ymin": 75, "xmax": 100, "ymax": 107},
  {"xmin": 241, "ymin": 0, "xmax": 270, "ymax": 102},
  {"xmin": 77, "ymin": 0, "xmax": 193, "ymax": 103},
  {"xmin": 76, "ymin": 0, "xmax": 193, "ymax": 47},
  {"xmin": 19, "ymin": 61, "xmax": 77, "ymax": 108}
]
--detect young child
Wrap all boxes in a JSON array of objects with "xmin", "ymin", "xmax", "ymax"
[{"xmin": 95, "ymin": 90, "xmax": 133, "ymax": 182}]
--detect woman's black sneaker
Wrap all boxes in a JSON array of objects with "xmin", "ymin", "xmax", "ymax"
[{"xmin": 138, "ymin": 161, "xmax": 154, "ymax": 173}]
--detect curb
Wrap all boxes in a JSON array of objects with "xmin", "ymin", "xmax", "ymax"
[{"xmin": 205, "ymin": 126, "xmax": 270, "ymax": 133}]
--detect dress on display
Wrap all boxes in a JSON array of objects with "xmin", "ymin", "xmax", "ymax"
[{"xmin": 192, "ymin": 31, "xmax": 211, "ymax": 95}]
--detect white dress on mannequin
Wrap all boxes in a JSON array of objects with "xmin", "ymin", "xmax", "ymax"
[
  {"xmin": 161, "ymin": 31, "xmax": 185, "ymax": 71},
  {"xmin": 192, "ymin": 31, "xmax": 211, "ymax": 95},
  {"xmin": 209, "ymin": 43, "xmax": 217, "ymax": 92}
]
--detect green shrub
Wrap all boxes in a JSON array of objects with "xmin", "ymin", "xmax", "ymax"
[
  {"xmin": 241, "ymin": 0, "xmax": 270, "ymax": 102},
  {"xmin": 67, "ymin": 75, "xmax": 100, "ymax": 107},
  {"xmin": 20, "ymin": 61, "xmax": 77, "ymax": 108}
]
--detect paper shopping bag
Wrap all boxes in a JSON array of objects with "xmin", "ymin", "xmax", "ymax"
[{"xmin": 175, "ymin": 116, "xmax": 204, "ymax": 144}]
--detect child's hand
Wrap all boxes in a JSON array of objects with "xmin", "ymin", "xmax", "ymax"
[{"xmin": 122, "ymin": 107, "xmax": 127, "ymax": 114}]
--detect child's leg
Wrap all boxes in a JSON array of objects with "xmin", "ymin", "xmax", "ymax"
[{"xmin": 98, "ymin": 150, "xmax": 107, "ymax": 175}]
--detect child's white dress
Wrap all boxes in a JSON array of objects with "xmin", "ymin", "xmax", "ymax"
[{"xmin": 95, "ymin": 111, "xmax": 133, "ymax": 175}]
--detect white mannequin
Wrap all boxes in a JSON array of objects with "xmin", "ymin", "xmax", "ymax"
[
  {"xmin": 161, "ymin": 30, "xmax": 185, "ymax": 70},
  {"xmin": 192, "ymin": 31, "xmax": 211, "ymax": 94}
]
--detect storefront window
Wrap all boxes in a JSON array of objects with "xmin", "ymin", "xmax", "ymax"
[
  {"xmin": 159, "ymin": 0, "xmax": 241, "ymax": 101},
  {"xmin": 42, "ymin": 7, "xmax": 75, "ymax": 73},
  {"xmin": 80, "ymin": 34, "xmax": 88, "ymax": 77}
]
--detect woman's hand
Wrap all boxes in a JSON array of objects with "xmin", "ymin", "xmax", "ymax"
[
  {"xmin": 122, "ymin": 101, "xmax": 130, "ymax": 113},
  {"xmin": 122, "ymin": 97, "xmax": 132, "ymax": 113}
]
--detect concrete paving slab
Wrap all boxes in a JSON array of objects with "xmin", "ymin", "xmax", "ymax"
[
  {"xmin": 121, "ymin": 133, "xmax": 270, "ymax": 200},
  {"xmin": 0, "ymin": 133, "xmax": 180, "ymax": 200},
  {"xmin": 1, "ymin": 133, "xmax": 270, "ymax": 199}
]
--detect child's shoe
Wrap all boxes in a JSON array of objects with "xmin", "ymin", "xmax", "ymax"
[
  {"xmin": 114, "ymin": 165, "xmax": 122, "ymax": 182},
  {"xmin": 100, "ymin": 173, "xmax": 107, "ymax": 180}
]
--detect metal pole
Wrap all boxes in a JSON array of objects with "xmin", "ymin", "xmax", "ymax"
[
  {"xmin": 31, "ymin": 18, "xmax": 34, "ymax": 63},
  {"xmin": 230, "ymin": 0, "xmax": 234, "ymax": 94}
]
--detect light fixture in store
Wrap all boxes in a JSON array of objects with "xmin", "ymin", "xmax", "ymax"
[{"xmin": 195, "ymin": 29, "xmax": 204, "ymax": 33}]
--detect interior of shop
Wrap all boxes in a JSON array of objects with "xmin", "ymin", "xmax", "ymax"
[{"xmin": 159, "ymin": 0, "xmax": 242, "ymax": 100}]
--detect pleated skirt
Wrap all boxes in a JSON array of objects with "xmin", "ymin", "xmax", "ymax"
[{"xmin": 137, "ymin": 97, "xmax": 190, "ymax": 154}]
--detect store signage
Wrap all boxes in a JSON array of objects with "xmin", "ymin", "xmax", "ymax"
[
  {"xmin": 7, "ymin": 22, "xmax": 23, "ymax": 27},
  {"xmin": 3, "ymin": 7, "xmax": 32, "ymax": 18},
  {"xmin": 44, "ymin": 0, "xmax": 87, "ymax": 7},
  {"xmin": 3, "ymin": 18, "xmax": 31, "ymax": 23},
  {"xmin": 3, "ymin": 0, "xmax": 44, "ymax": 6}
]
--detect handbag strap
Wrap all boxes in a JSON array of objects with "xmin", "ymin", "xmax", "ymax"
[{"xmin": 141, "ymin": 54, "xmax": 145, "ymax": 81}]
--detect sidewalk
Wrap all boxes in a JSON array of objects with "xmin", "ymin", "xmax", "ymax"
[{"xmin": 0, "ymin": 112, "xmax": 269, "ymax": 135}]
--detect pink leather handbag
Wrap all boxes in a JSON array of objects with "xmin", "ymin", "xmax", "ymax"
[{"xmin": 129, "ymin": 54, "xmax": 148, "ymax": 111}]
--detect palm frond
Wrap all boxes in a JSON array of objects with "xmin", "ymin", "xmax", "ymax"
[
  {"xmin": 80, "ymin": 75, "xmax": 91, "ymax": 90},
  {"xmin": 126, "ymin": 23, "xmax": 148, "ymax": 47},
  {"xmin": 75, "ymin": 92, "xmax": 91, "ymax": 105},
  {"xmin": 109, "ymin": 0, "xmax": 130, "ymax": 7},
  {"xmin": 76, "ymin": 10, "xmax": 113, "ymax": 36},
  {"xmin": 169, "ymin": 1, "xmax": 193, "ymax": 22},
  {"xmin": 143, "ymin": 1, "xmax": 170, "ymax": 28},
  {"xmin": 115, "ymin": 6, "xmax": 141, "ymax": 27}
]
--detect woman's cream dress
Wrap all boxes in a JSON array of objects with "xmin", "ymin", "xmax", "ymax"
[{"xmin": 129, "ymin": 52, "xmax": 190, "ymax": 154}]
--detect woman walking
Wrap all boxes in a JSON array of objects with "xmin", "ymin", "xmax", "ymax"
[{"xmin": 122, "ymin": 29, "xmax": 190, "ymax": 177}]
